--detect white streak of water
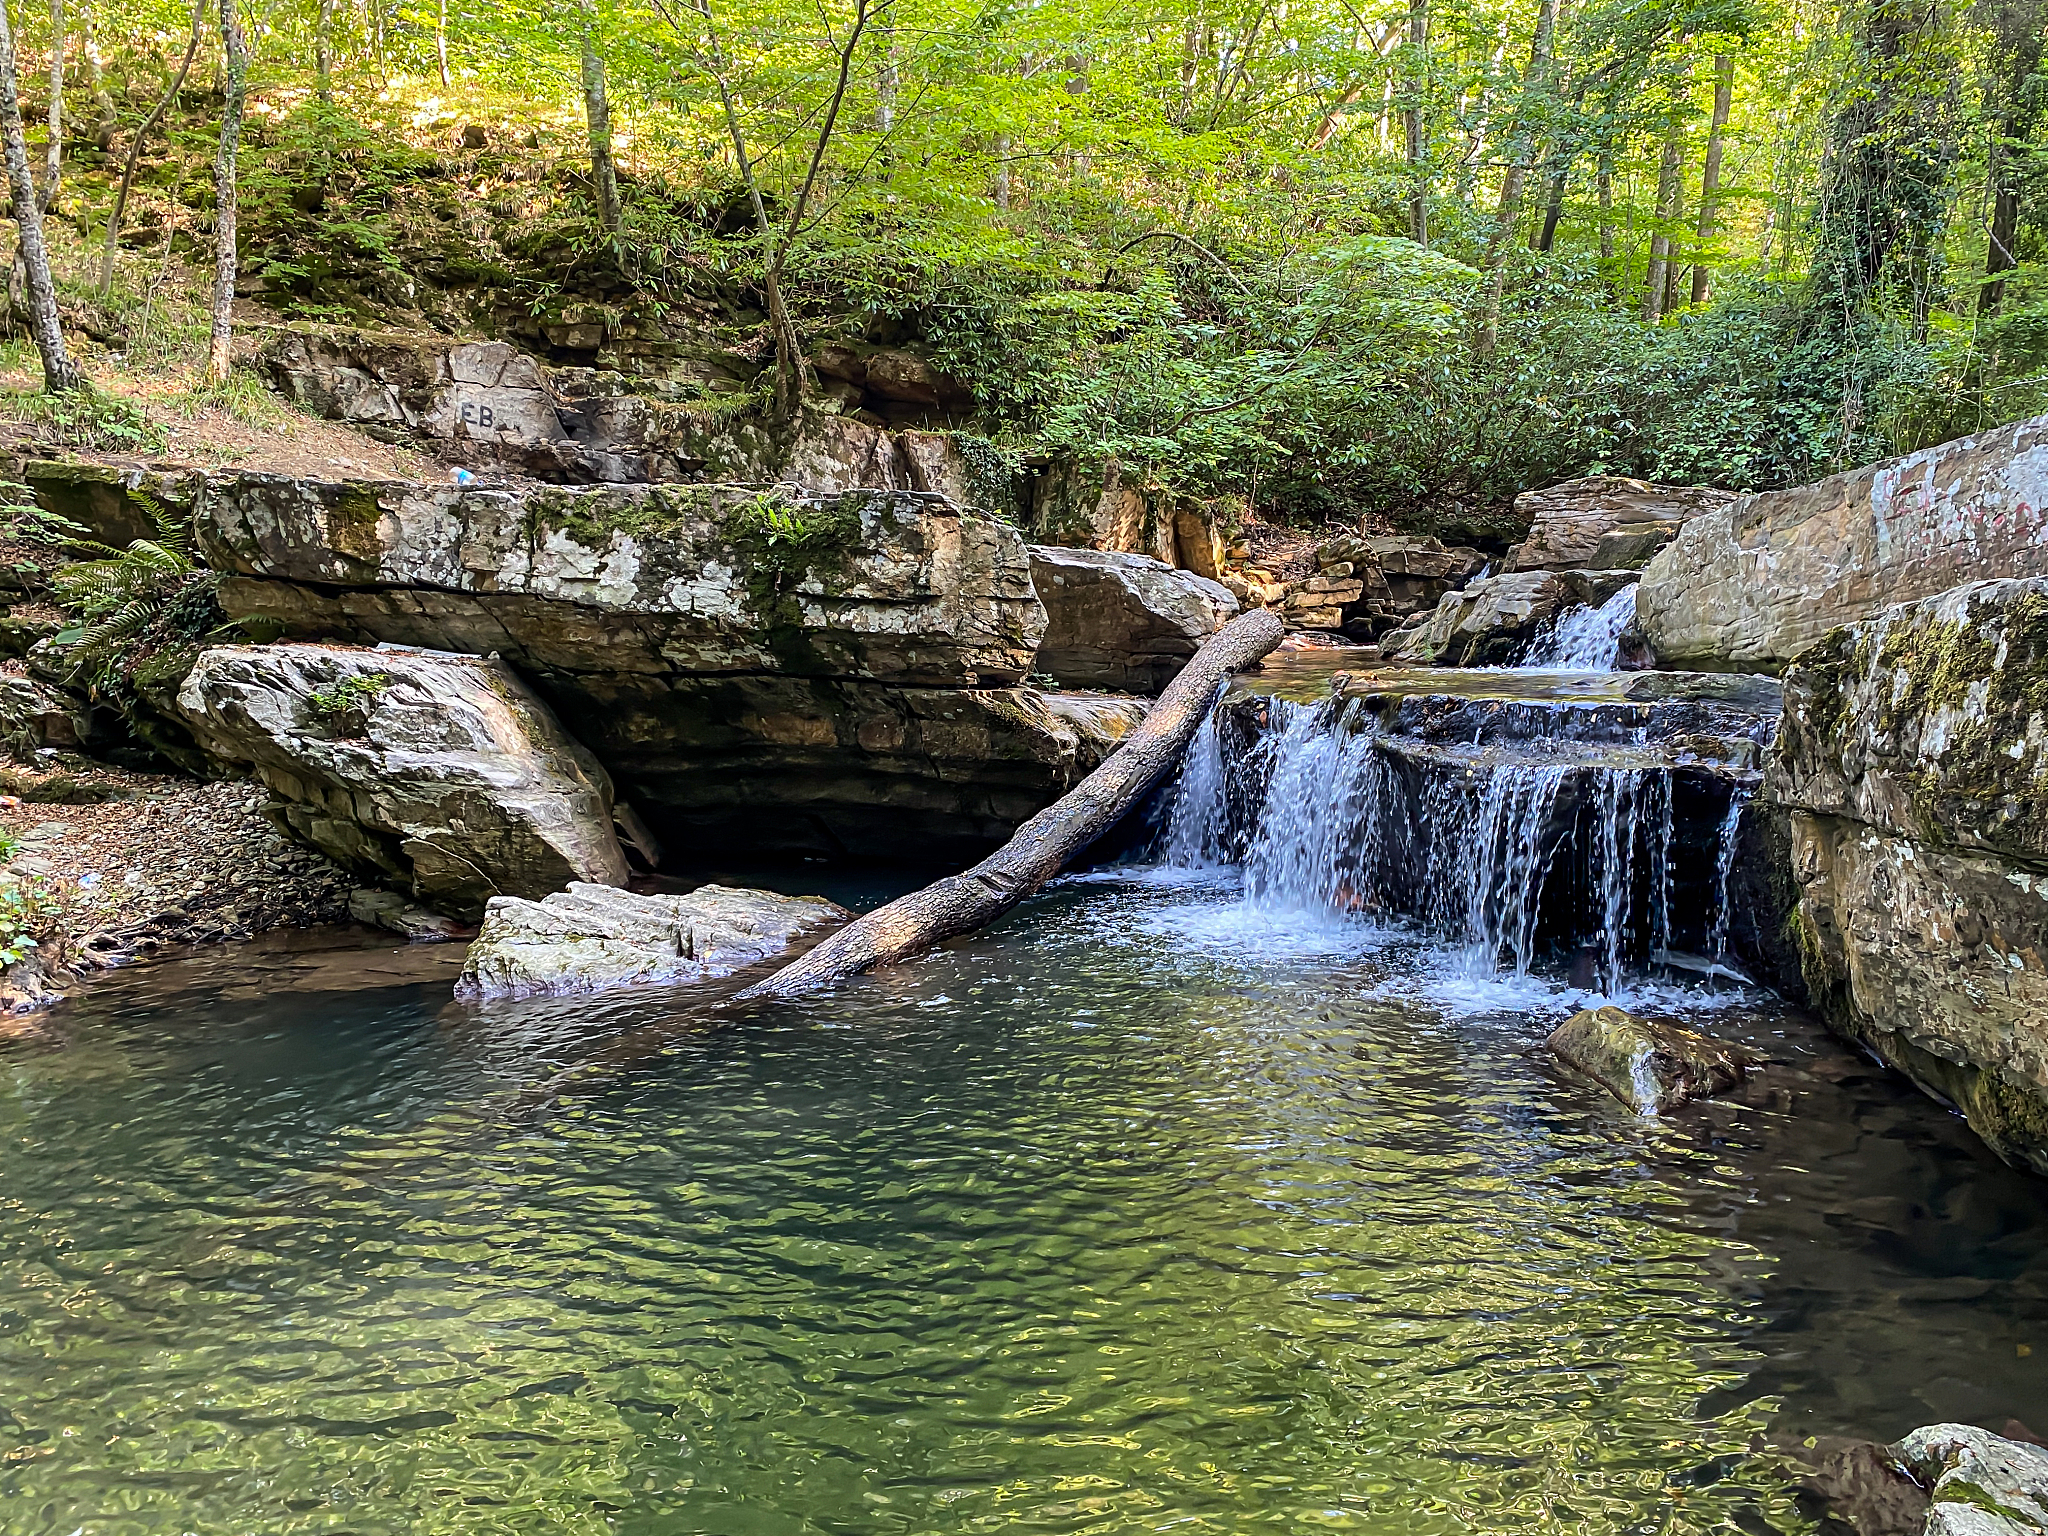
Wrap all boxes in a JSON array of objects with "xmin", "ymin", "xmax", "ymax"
[{"xmin": 1523, "ymin": 586, "xmax": 1637, "ymax": 671}]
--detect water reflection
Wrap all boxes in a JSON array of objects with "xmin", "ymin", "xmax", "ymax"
[{"xmin": 0, "ymin": 876, "xmax": 2041, "ymax": 1536}]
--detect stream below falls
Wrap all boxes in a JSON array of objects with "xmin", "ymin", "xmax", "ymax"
[{"xmin": 3, "ymin": 662, "xmax": 2048, "ymax": 1535}]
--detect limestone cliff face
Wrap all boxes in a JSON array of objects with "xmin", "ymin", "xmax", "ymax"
[
  {"xmin": 1772, "ymin": 578, "xmax": 2048, "ymax": 1173},
  {"xmin": 190, "ymin": 474, "xmax": 1145, "ymax": 861},
  {"xmin": 1638, "ymin": 413, "xmax": 2048, "ymax": 672}
]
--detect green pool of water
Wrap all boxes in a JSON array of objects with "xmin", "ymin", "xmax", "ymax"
[{"xmin": 2, "ymin": 873, "xmax": 2044, "ymax": 1535}]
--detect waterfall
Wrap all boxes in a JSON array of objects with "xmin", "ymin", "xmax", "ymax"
[
  {"xmin": 1157, "ymin": 696, "xmax": 1758, "ymax": 998},
  {"xmin": 1523, "ymin": 587, "xmax": 1637, "ymax": 671}
]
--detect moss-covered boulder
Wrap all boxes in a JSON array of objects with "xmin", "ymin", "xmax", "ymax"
[
  {"xmin": 1546, "ymin": 1005, "xmax": 1764, "ymax": 1113},
  {"xmin": 1773, "ymin": 577, "xmax": 2048, "ymax": 1175}
]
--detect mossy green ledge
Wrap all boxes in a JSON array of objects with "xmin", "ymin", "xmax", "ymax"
[{"xmin": 1773, "ymin": 578, "xmax": 2048, "ymax": 1174}]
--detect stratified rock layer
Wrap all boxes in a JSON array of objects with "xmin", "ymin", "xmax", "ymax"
[
  {"xmin": 1639, "ymin": 412, "xmax": 2048, "ymax": 671},
  {"xmin": 1027, "ymin": 545, "xmax": 1238, "ymax": 692},
  {"xmin": 175, "ymin": 643, "xmax": 630, "ymax": 917},
  {"xmin": 192, "ymin": 475, "xmax": 1139, "ymax": 859},
  {"xmin": 458, "ymin": 881, "xmax": 848, "ymax": 1000},
  {"xmin": 1773, "ymin": 578, "xmax": 2048, "ymax": 1174},
  {"xmin": 1505, "ymin": 476, "xmax": 1735, "ymax": 573}
]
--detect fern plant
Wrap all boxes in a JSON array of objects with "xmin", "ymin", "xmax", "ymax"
[{"xmin": 50, "ymin": 493, "xmax": 222, "ymax": 699}]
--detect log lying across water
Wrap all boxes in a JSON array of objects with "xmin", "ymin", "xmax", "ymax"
[{"xmin": 736, "ymin": 606, "xmax": 1286, "ymax": 999}]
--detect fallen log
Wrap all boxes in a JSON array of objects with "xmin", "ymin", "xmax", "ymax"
[{"xmin": 736, "ymin": 605, "xmax": 1286, "ymax": 999}]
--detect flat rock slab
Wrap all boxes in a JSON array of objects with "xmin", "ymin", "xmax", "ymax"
[
  {"xmin": 457, "ymin": 882, "xmax": 850, "ymax": 1000},
  {"xmin": 1547, "ymin": 1005, "xmax": 1764, "ymax": 1114}
]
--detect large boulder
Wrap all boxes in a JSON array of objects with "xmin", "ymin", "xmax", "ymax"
[
  {"xmin": 1365, "ymin": 535, "xmax": 1488, "ymax": 617},
  {"xmin": 1028, "ymin": 546, "xmax": 1238, "ymax": 692},
  {"xmin": 1639, "ymin": 413, "xmax": 2048, "ymax": 671},
  {"xmin": 1390, "ymin": 570, "xmax": 1637, "ymax": 666},
  {"xmin": 1772, "ymin": 578, "xmax": 2048, "ymax": 1174},
  {"xmin": 1505, "ymin": 477, "xmax": 1736, "ymax": 573},
  {"xmin": 457, "ymin": 882, "xmax": 848, "ymax": 1000},
  {"xmin": 174, "ymin": 643, "xmax": 631, "ymax": 918},
  {"xmin": 172, "ymin": 473, "xmax": 1140, "ymax": 860},
  {"xmin": 1894, "ymin": 1425, "xmax": 2048, "ymax": 1535}
]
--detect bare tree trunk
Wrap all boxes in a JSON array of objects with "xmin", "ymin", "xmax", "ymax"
[
  {"xmin": 78, "ymin": 0, "xmax": 110, "ymax": 147},
  {"xmin": 1689, "ymin": 54, "xmax": 1732, "ymax": 306},
  {"xmin": 1403, "ymin": 0, "xmax": 1428, "ymax": 243},
  {"xmin": 1643, "ymin": 107, "xmax": 1681, "ymax": 323},
  {"xmin": 1533, "ymin": 153, "xmax": 1566, "ymax": 250},
  {"xmin": 41, "ymin": 0, "xmax": 60, "ymax": 201},
  {"xmin": 577, "ymin": 0, "xmax": 621, "ymax": 234},
  {"xmin": 99, "ymin": 0, "xmax": 201, "ymax": 295},
  {"xmin": 1596, "ymin": 139, "xmax": 1614, "ymax": 265},
  {"xmin": 316, "ymin": 0, "xmax": 334, "ymax": 102},
  {"xmin": 1473, "ymin": 0, "xmax": 1557, "ymax": 355},
  {"xmin": 0, "ymin": 0, "xmax": 78, "ymax": 390},
  {"xmin": 206, "ymin": 0, "xmax": 246, "ymax": 383},
  {"xmin": 434, "ymin": 0, "xmax": 448, "ymax": 85},
  {"xmin": 1978, "ymin": 0, "xmax": 2043, "ymax": 315},
  {"xmin": 992, "ymin": 133, "xmax": 1010, "ymax": 208},
  {"xmin": 736, "ymin": 608, "xmax": 1286, "ymax": 999}
]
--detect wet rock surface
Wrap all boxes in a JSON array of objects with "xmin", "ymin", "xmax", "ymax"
[
  {"xmin": 1027, "ymin": 545, "xmax": 1237, "ymax": 692},
  {"xmin": 175, "ymin": 643, "xmax": 630, "ymax": 919},
  {"xmin": 1638, "ymin": 412, "xmax": 2048, "ymax": 672},
  {"xmin": 1546, "ymin": 1005, "xmax": 1765, "ymax": 1113},
  {"xmin": 1390, "ymin": 570, "xmax": 1638, "ymax": 665},
  {"xmin": 1773, "ymin": 578, "xmax": 2048, "ymax": 1175},
  {"xmin": 1895, "ymin": 1424, "xmax": 2048, "ymax": 1534},
  {"xmin": 458, "ymin": 881, "xmax": 848, "ymax": 1000}
]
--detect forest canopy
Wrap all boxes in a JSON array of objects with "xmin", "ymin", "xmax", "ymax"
[{"xmin": 2, "ymin": 0, "xmax": 2043, "ymax": 525}]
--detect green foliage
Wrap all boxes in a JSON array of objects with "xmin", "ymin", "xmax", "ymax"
[
  {"xmin": 6, "ymin": 391, "xmax": 168, "ymax": 455},
  {"xmin": 306, "ymin": 672, "xmax": 391, "ymax": 718},
  {"xmin": 0, "ymin": 480, "xmax": 89, "ymax": 546},
  {"xmin": 723, "ymin": 491, "xmax": 863, "ymax": 574},
  {"xmin": 0, "ymin": 879, "xmax": 53, "ymax": 968},
  {"xmin": 50, "ymin": 494, "xmax": 221, "ymax": 705}
]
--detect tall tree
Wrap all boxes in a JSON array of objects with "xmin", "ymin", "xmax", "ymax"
[
  {"xmin": 1977, "ymin": 0, "xmax": 2043, "ymax": 314},
  {"xmin": 0, "ymin": 0, "xmax": 78, "ymax": 390},
  {"xmin": 100, "ymin": 0, "xmax": 203, "ymax": 295},
  {"xmin": 578, "ymin": 0, "xmax": 622, "ymax": 234},
  {"xmin": 207, "ymin": 0, "xmax": 248, "ymax": 383},
  {"xmin": 1689, "ymin": 53, "xmax": 1733, "ymax": 304},
  {"xmin": 1473, "ymin": 0, "xmax": 1560, "ymax": 355},
  {"xmin": 1403, "ymin": 0, "xmax": 1428, "ymax": 244},
  {"xmin": 1643, "ymin": 99, "xmax": 1683, "ymax": 321},
  {"xmin": 40, "ymin": 0, "xmax": 59, "ymax": 202}
]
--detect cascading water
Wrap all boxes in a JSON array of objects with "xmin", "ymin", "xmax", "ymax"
[
  {"xmin": 1157, "ymin": 682, "xmax": 1766, "ymax": 1000},
  {"xmin": 1523, "ymin": 587, "xmax": 1638, "ymax": 671}
]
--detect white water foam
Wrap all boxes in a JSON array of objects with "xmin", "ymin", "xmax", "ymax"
[{"xmin": 1522, "ymin": 586, "xmax": 1638, "ymax": 671}]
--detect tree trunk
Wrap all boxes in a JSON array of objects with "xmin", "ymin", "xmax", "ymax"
[
  {"xmin": 0, "ymin": 0, "xmax": 78, "ymax": 390},
  {"xmin": 1533, "ymin": 153, "xmax": 1566, "ymax": 251},
  {"xmin": 1978, "ymin": 0, "xmax": 2043, "ymax": 315},
  {"xmin": 316, "ymin": 0, "xmax": 334, "ymax": 101},
  {"xmin": 435, "ymin": 0, "xmax": 448, "ymax": 86},
  {"xmin": 41, "ymin": 0, "xmax": 60, "ymax": 202},
  {"xmin": 736, "ymin": 608, "xmax": 1287, "ymax": 999},
  {"xmin": 99, "ymin": 0, "xmax": 202, "ymax": 296},
  {"xmin": 1472, "ymin": 0, "xmax": 1558, "ymax": 356},
  {"xmin": 1403, "ymin": 0, "xmax": 1427, "ymax": 243},
  {"xmin": 78, "ymin": 0, "xmax": 111, "ymax": 148},
  {"xmin": 206, "ymin": 0, "xmax": 247, "ymax": 383},
  {"xmin": 1643, "ymin": 106, "xmax": 1682, "ymax": 323},
  {"xmin": 992, "ymin": 133, "xmax": 1010, "ymax": 208},
  {"xmin": 577, "ymin": 0, "xmax": 621, "ymax": 234},
  {"xmin": 1689, "ymin": 54, "xmax": 1732, "ymax": 306},
  {"xmin": 1596, "ymin": 139, "xmax": 1614, "ymax": 264}
]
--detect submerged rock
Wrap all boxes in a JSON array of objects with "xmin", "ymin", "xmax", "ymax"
[
  {"xmin": 1546, "ymin": 1005, "xmax": 1764, "ymax": 1113},
  {"xmin": 1638, "ymin": 412, "xmax": 2048, "ymax": 672},
  {"xmin": 1027, "ymin": 545, "xmax": 1237, "ymax": 692},
  {"xmin": 1773, "ymin": 577, "xmax": 2048, "ymax": 1175},
  {"xmin": 1775, "ymin": 1436, "xmax": 1931, "ymax": 1536},
  {"xmin": 458, "ymin": 882, "xmax": 848, "ymax": 1000},
  {"xmin": 1895, "ymin": 1424, "xmax": 2048, "ymax": 1535},
  {"xmin": 175, "ymin": 643, "xmax": 631, "ymax": 919}
]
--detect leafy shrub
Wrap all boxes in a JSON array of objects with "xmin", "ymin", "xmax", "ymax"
[{"xmin": 50, "ymin": 493, "xmax": 223, "ymax": 706}]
